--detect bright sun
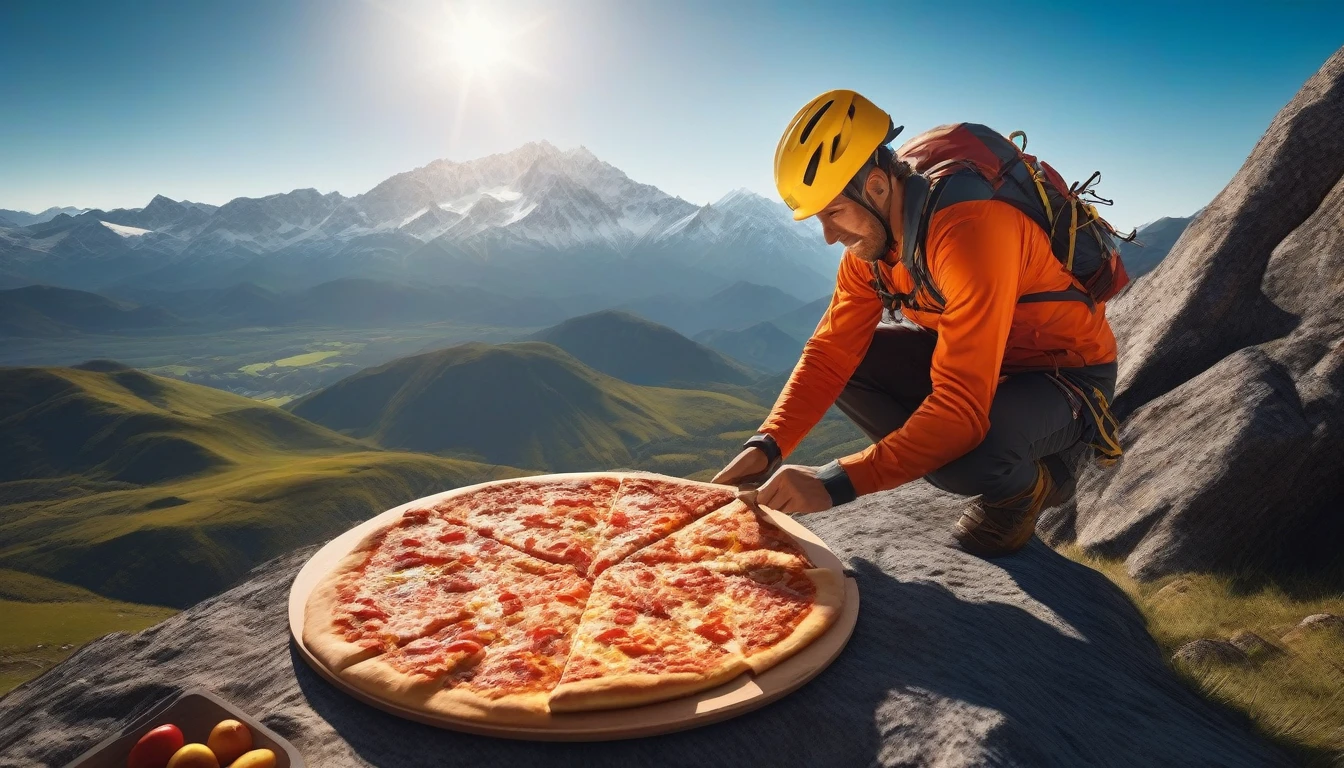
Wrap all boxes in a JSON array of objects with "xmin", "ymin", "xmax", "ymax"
[{"xmin": 449, "ymin": 9, "xmax": 510, "ymax": 74}]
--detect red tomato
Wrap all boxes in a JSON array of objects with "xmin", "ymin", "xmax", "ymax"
[{"xmin": 127, "ymin": 723, "xmax": 184, "ymax": 768}]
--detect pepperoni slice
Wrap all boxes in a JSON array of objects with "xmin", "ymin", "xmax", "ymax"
[
  {"xmin": 595, "ymin": 627, "xmax": 630, "ymax": 644},
  {"xmin": 443, "ymin": 640, "xmax": 484, "ymax": 655},
  {"xmin": 694, "ymin": 621, "xmax": 733, "ymax": 644}
]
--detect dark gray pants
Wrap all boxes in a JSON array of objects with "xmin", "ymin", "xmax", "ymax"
[{"xmin": 834, "ymin": 324, "xmax": 1113, "ymax": 502}]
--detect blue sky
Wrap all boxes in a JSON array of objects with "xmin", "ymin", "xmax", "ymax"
[{"xmin": 1, "ymin": 0, "xmax": 1340, "ymax": 231}]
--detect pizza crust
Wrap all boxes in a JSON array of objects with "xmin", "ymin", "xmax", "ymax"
[
  {"xmin": 547, "ymin": 656, "xmax": 750, "ymax": 713},
  {"xmin": 739, "ymin": 568, "xmax": 844, "ymax": 674},
  {"xmin": 425, "ymin": 688, "xmax": 552, "ymax": 725},
  {"xmin": 341, "ymin": 657, "xmax": 554, "ymax": 725},
  {"xmin": 340, "ymin": 653, "xmax": 447, "ymax": 701},
  {"xmin": 303, "ymin": 546, "xmax": 384, "ymax": 672}
]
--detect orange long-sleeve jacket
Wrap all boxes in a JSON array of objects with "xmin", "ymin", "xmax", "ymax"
[{"xmin": 759, "ymin": 198, "xmax": 1117, "ymax": 497}]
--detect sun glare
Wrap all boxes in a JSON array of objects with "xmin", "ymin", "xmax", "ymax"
[{"xmin": 449, "ymin": 10, "xmax": 510, "ymax": 75}]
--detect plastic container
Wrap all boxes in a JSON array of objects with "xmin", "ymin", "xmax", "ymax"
[{"xmin": 64, "ymin": 688, "xmax": 305, "ymax": 768}]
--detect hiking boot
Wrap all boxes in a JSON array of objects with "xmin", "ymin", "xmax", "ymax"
[
  {"xmin": 1039, "ymin": 450, "xmax": 1079, "ymax": 510},
  {"xmin": 953, "ymin": 462, "xmax": 1055, "ymax": 558}
]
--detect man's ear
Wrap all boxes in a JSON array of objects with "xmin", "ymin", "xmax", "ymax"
[{"xmin": 863, "ymin": 167, "xmax": 889, "ymax": 207}]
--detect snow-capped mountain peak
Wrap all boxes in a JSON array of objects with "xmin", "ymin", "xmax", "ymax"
[{"xmin": 3, "ymin": 142, "xmax": 840, "ymax": 298}]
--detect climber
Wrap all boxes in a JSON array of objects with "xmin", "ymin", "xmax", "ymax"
[{"xmin": 713, "ymin": 90, "xmax": 1123, "ymax": 557}]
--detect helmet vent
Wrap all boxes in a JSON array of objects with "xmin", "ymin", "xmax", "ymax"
[
  {"xmin": 848, "ymin": 104, "xmax": 856, "ymax": 118},
  {"xmin": 802, "ymin": 146, "xmax": 823, "ymax": 186},
  {"xmin": 830, "ymin": 133, "xmax": 842, "ymax": 162},
  {"xmin": 799, "ymin": 100, "xmax": 833, "ymax": 144}
]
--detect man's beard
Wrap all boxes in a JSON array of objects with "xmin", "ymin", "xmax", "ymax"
[{"xmin": 844, "ymin": 234, "xmax": 887, "ymax": 263}]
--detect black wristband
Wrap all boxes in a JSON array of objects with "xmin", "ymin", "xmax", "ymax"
[
  {"xmin": 742, "ymin": 433, "xmax": 782, "ymax": 469},
  {"xmin": 741, "ymin": 433, "xmax": 784, "ymax": 476},
  {"xmin": 816, "ymin": 460, "xmax": 858, "ymax": 506}
]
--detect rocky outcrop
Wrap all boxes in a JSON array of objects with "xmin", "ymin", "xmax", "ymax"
[
  {"xmin": 1172, "ymin": 639, "xmax": 1249, "ymax": 668},
  {"xmin": 1281, "ymin": 613, "xmax": 1344, "ymax": 646},
  {"xmin": 0, "ymin": 485, "xmax": 1287, "ymax": 767},
  {"xmin": 1045, "ymin": 46, "xmax": 1344, "ymax": 581}
]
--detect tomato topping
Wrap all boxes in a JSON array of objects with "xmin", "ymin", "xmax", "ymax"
[
  {"xmin": 595, "ymin": 627, "xmax": 630, "ymax": 643},
  {"xmin": 529, "ymin": 627, "xmax": 562, "ymax": 649},
  {"xmin": 443, "ymin": 640, "xmax": 484, "ymax": 655},
  {"xmin": 436, "ymin": 530, "xmax": 467, "ymax": 543},
  {"xmin": 403, "ymin": 638, "xmax": 439, "ymax": 654},
  {"xmin": 616, "ymin": 640, "xmax": 657, "ymax": 657},
  {"xmin": 695, "ymin": 621, "xmax": 733, "ymax": 644},
  {"xmin": 613, "ymin": 609, "xmax": 637, "ymax": 625},
  {"xmin": 608, "ymin": 510, "xmax": 629, "ymax": 528},
  {"xmin": 555, "ymin": 593, "xmax": 579, "ymax": 605},
  {"xmin": 573, "ymin": 510, "xmax": 597, "ymax": 525},
  {"xmin": 441, "ymin": 576, "xmax": 475, "ymax": 593},
  {"xmin": 349, "ymin": 605, "xmax": 387, "ymax": 620}
]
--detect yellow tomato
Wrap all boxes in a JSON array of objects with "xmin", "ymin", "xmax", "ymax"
[
  {"xmin": 228, "ymin": 749, "xmax": 277, "ymax": 768},
  {"xmin": 164, "ymin": 744, "xmax": 219, "ymax": 768},
  {"xmin": 205, "ymin": 720, "xmax": 252, "ymax": 766}
]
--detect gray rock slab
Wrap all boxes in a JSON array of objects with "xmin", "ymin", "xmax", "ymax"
[{"xmin": 0, "ymin": 485, "xmax": 1288, "ymax": 767}]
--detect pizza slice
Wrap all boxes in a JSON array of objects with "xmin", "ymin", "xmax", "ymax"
[
  {"xmin": 548, "ymin": 562, "xmax": 749, "ymax": 713},
  {"xmin": 626, "ymin": 499, "xmax": 815, "ymax": 571},
  {"xmin": 436, "ymin": 475, "xmax": 621, "ymax": 576},
  {"xmin": 589, "ymin": 475, "xmax": 737, "ymax": 576},
  {"xmin": 711, "ymin": 562, "xmax": 843, "ymax": 674},
  {"xmin": 305, "ymin": 508, "xmax": 539, "ymax": 672},
  {"xmin": 341, "ymin": 550, "xmax": 591, "ymax": 721}
]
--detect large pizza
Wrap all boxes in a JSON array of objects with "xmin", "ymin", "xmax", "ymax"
[{"xmin": 303, "ymin": 472, "xmax": 843, "ymax": 724}]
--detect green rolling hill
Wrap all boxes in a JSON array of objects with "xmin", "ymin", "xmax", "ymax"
[
  {"xmin": 529, "ymin": 310, "xmax": 760, "ymax": 387},
  {"xmin": 288, "ymin": 341, "xmax": 767, "ymax": 473},
  {"xmin": 0, "ymin": 362, "xmax": 523, "ymax": 610}
]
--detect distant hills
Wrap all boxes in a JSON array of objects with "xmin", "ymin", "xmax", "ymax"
[
  {"xmin": 0, "ymin": 360, "xmax": 353, "ymax": 484},
  {"xmin": 0, "ymin": 277, "xmax": 818, "ymax": 340},
  {"xmin": 695, "ymin": 321, "xmax": 804, "ymax": 373},
  {"xmin": 288, "ymin": 341, "xmax": 766, "ymax": 472},
  {"xmin": 1121, "ymin": 214, "xmax": 1198, "ymax": 280},
  {"xmin": 770, "ymin": 297, "xmax": 829, "ymax": 342},
  {"xmin": 0, "ymin": 285, "xmax": 177, "ymax": 337},
  {"xmin": 530, "ymin": 310, "xmax": 758, "ymax": 386},
  {"xmin": 621, "ymin": 281, "xmax": 815, "ymax": 337},
  {"xmin": 0, "ymin": 142, "xmax": 841, "ymax": 300},
  {"xmin": 0, "ymin": 363, "xmax": 522, "ymax": 608}
]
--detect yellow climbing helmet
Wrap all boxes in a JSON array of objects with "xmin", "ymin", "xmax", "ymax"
[{"xmin": 774, "ymin": 90, "xmax": 903, "ymax": 220}]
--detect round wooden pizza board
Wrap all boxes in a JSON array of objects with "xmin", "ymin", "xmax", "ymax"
[{"xmin": 287, "ymin": 472, "xmax": 859, "ymax": 741}]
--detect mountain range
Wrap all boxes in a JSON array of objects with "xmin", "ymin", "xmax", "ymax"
[{"xmin": 0, "ymin": 142, "xmax": 841, "ymax": 301}]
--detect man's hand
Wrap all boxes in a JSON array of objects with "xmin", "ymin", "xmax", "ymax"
[
  {"xmin": 757, "ymin": 465, "xmax": 832, "ymax": 515},
  {"xmin": 712, "ymin": 447, "xmax": 770, "ymax": 487}
]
